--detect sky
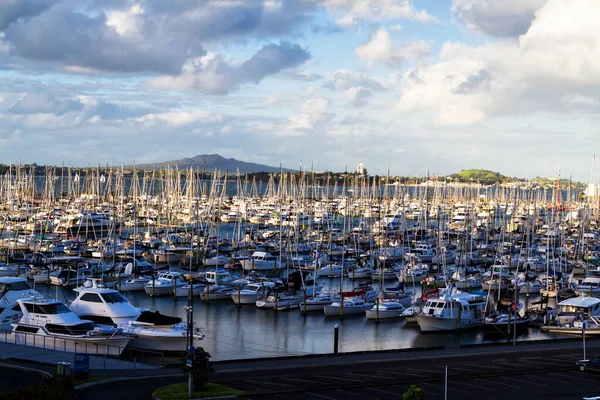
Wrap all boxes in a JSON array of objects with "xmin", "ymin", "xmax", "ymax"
[{"xmin": 0, "ymin": 0, "xmax": 598, "ymax": 181}]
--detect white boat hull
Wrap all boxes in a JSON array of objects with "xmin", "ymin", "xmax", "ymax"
[
  {"xmin": 417, "ymin": 314, "xmax": 481, "ymax": 332},
  {"xmin": 365, "ymin": 308, "xmax": 405, "ymax": 320},
  {"xmin": 323, "ymin": 303, "xmax": 371, "ymax": 317},
  {"xmin": 0, "ymin": 331, "xmax": 130, "ymax": 355}
]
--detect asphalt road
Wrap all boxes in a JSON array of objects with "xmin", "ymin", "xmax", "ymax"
[
  {"xmin": 212, "ymin": 344, "xmax": 600, "ymax": 400},
  {"xmin": 73, "ymin": 341, "xmax": 600, "ymax": 399}
]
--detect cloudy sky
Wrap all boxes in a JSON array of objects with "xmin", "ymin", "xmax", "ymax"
[{"xmin": 0, "ymin": 0, "xmax": 598, "ymax": 181}]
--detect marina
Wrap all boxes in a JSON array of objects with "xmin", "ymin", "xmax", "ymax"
[{"xmin": 0, "ymin": 166, "xmax": 597, "ymax": 363}]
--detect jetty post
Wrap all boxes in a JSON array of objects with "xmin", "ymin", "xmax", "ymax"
[{"xmin": 333, "ymin": 324, "xmax": 339, "ymax": 354}]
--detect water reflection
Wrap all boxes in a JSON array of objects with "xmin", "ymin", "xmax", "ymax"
[{"xmin": 34, "ymin": 281, "xmax": 559, "ymax": 362}]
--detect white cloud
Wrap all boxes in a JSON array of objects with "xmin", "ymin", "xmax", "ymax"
[
  {"xmin": 147, "ymin": 42, "xmax": 311, "ymax": 95},
  {"xmin": 355, "ymin": 28, "xmax": 430, "ymax": 66},
  {"xmin": 561, "ymin": 94, "xmax": 600, "ymax": 107},
  {"xmin": 397, "ymin": 0, "xmax": 600, "ymax": 126},
  {"xmin": 136, "ymin": 110, "xmax": 223, "ymax": 128},
  {"xmin": 345, "ymin": 87, "xmax": 372, "ymax": 107},
  {"xmin": 323, "ymin": 0, "xmax": 438, "ymax": 24},
  {"xmin": 452, "ymin": 0, "xmax": 549, "ymax": 37},
  {"xmin": 324, "ymin": 69, "xmax": 387, "ymax": 91},
  {"xmin": 302, "ymin": 97, "xmax": 330, "ymax": 114}
]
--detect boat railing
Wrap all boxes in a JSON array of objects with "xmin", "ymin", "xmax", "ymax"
[{"xmin": 0, "ymin": 329, "xmax": 165, "ymax": 365}]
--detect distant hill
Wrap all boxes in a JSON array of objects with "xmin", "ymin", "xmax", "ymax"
[{"xmin": 129, "ymin": 154, "xmax": 296, "ymax": 174}]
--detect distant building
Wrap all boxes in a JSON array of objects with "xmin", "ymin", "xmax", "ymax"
[{"xmin": 356, "ymin": 163, "xmax": 367, "ymax": 175}]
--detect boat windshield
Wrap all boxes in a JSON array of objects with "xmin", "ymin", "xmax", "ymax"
[
  {"xmin": 24, "ymin": 302, "xmax": 70, "ymax": 314},
  {"xmin": 101, "ymin": 292, "xmax": 127, "ymax": 303},
  {"xmin": 558, "ymin": 305, "xmax": 590, "ymax": 315},
  {"xmin": 46, "ymin": 322, "xmax": 95, "ymax": 335},
  {"xmin": 0, "ymin": 281, "xmax": 31, "ymax": 292}
]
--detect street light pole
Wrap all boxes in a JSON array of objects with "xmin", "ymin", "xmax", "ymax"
[{"xmin": 187, "ymin": 281, "xmax": 194, "ymax": 398}]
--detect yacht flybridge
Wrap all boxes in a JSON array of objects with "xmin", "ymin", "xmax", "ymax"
[{"xmin": 70, "ymin": 279, "xmax": 202, "ymax": 352}]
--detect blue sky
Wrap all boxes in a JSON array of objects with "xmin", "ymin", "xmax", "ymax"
[{"xmin": 0, "ymin": 0, "xmax": 599, "ymax": 182}]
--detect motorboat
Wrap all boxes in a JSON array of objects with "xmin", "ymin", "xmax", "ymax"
[
  {"xmin": 300, "ymin": 293, "xmax": 338, "ymax": 313},
  {"xmin": 324, "ymin": 296, "xmax": 374, "ymax": 317},
  {"xmin": 348, "ymin": 266, "xmax": 373, "ymax": 280},
  {"xmin": 70, "ymin": 279, "xmax": 202, "ymax": 352},
  {"xmin": 144, "ymin": 272, "xmax": 187, "ymax": 297},
  {"xmin": 11, "ymin": 296, "xmax": 131, "ymax": 355},
  {"xmin": 119, "ymin": 276, "xmax": 152, "ymax": 292},
  {"xmin": 551, "ymin": 294, "xmax": 600, "ymax": 326},
  {"xmin": 256, "ymin": 293, "xmax": 302, "ymax": 310},
  {"xmin": 230, "ymin": 281, "xmax": 279, "ymax": 305},
  {"xmin": 517, "ymin": 279, "xmax": 543, "ymax": 294},
  {"xmin": 175, "ymin": 282, "xmax": 207, "ymax": 298},
  {"xmin": 316, "ymin": 264, "xmax": 344, "ymax": 278},
  {"xmin": 484, "ymin": 312, "xmax": 530, "ymax": 336},
  {"xmin": 484, "ymin": 302, "xmax": 529, "ymax": 336},
  {"xmin": 416, "ymin": 287, "xmax": 487, "ymax": 332},
  {"xmin": 204, "ymin": 255, "xmax": 231, "ymax": 267},
  {"xmin": 365, "ymin": 300, "xmax": 407, "ymax": 320},
  {"xmin": 0, "ymin": 277, "xmax": 40, "ymax": 330},
  {"xmin": 200, "ymin": 285, "xmax": 236, "ymax": 301},
  {"xmin": 241, "ymin": 251, "xmax": 285, "ymax": 271}
]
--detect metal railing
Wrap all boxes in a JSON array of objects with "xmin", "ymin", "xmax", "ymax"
[{"xmin": 0, "ymin": 329, "xmax": 165, "ymax": 367}]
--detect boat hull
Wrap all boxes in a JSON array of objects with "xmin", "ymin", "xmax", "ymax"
[
  {"xmin": 1, "ymin": 331, "xmax": 130, "ymax": 355},
  {"xmin": 417, "ymin": 315, "xmax": 481, "ymax": 332}
]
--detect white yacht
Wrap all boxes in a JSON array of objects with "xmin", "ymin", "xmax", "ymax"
[
  {"xmin": 230, "ymin": 281, "xmax": 278, "ymax": 305},
  {"xmin": 300, "ymin": 293, "xmax": 338, "ymax": 312},
  {"xmin": 200, "ymin": 285, "xmax": 236, "ymax": 301},
  {"xmin": 144, "ymin": 272, "xmax": 187, "ymax": 296},
  {"xmin": 70, "ymin": 279, "xmax": 202, "ymax": 352},
  {"xmin": 256, "ymin": 292, "xmax": 302, "ymax": 310},
  {"xmin": 10, "ymin": 296, "xmax": 131, "ymax": 355},
  {"xmin": 0, "ymin": 277, "xmax": 40, "ymax": 330},
  {"xmin": 324, "ymin": 297, "xmax": 374, "ymax": 317},
  {"xmin": 365, "ymin": 300, "xmax": 407, "ymax": 320},
  {"xmin": 416, "ymin": 288, "xmax": 487, "ymax": 332},
  {"xmin": 241, "ymin": 251, "xmax": 285, "ymax": 271},
  {"xmin": 316, "ymin": 263, "xmax": 344, "ymax": 278},
  {"xmin": 553, "ymin": 294, "xmax": 600, "ymax": 326}
]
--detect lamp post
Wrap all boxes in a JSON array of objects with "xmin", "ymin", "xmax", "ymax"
[{"xmin": 186, "ymin": 281, "xmax": 194, "ymax": 398}]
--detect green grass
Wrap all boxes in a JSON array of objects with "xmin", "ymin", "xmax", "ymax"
[{"xmin": 154, "ymin": 382, "xmax": 246, "ymax": 399}]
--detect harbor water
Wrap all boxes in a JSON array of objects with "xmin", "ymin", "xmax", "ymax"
[{"xmin": 32, "ymin": 279, "xmax": 555, "ymax": 363}]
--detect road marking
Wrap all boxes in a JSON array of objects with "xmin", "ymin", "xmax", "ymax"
[
  {"xmin": 378, "ymin": 370, "xmax": 429, "ymax": 377},
  {"xmin": 345, "ymin": 372, "xmax": 395, "ymax": 380},
  {"xmin": 243, "ymin": 379, "xmax": 296, "ymax": 387},
  {"xmin": 549, "ymin": 373, "xmax": 597, "ymax": 383},
  {"xmin": 464, "ymin": 363, "xmax": 510, "ymax": 370},
  {"xmin": 306, "ymin": 392, "xmax": 337, "ymax": 399},
  {"xmin": 451, "ymin": 381, "xmax": 495, "ymax": 391},
  {"xmin": 366, "ymin": 386, "xmax": 403, "ymax": 396},
  {"xmin": 500, "ymin": 376, "xmax": 547, "ymax": 387},
  {"xmin": 335, "ymin": 389, "xmax": 378, "ymax": 399},
  {"xmin": 321, "ymin": 375, "xmax": 360, "ymax": 382},
  {"xmin": 476, "ymin": 378, "xmax": 520, "ymax": 389},
  {"xmin": 531, "ymin": 375, "xmax": 570, "ymax": 384},
  {"xmin": 279, "ymin": 377, "xmax": 323, "ymax": 384}
]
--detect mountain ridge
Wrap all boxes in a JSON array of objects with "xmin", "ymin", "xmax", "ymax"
[{"xmin": 129, "ymin": 154, "xmax": 296, "ymax": 174}]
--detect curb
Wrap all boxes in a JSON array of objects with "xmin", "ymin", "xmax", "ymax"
[
  {"xmin": 75, "ymin": 373, "xmax": 185, "ymax": 390},
  {"xmin": 0, "ymin": 361, "xmax": 52, "ymax": 378}
]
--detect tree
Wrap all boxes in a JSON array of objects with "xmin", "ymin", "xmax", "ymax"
[
  {"xmin": 183, "ymin": 347, "xmax": 215, "ymax": 390},
  {"xmin": 402, "ymin": 385, "xmax": 424, "ymax": 400}
]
